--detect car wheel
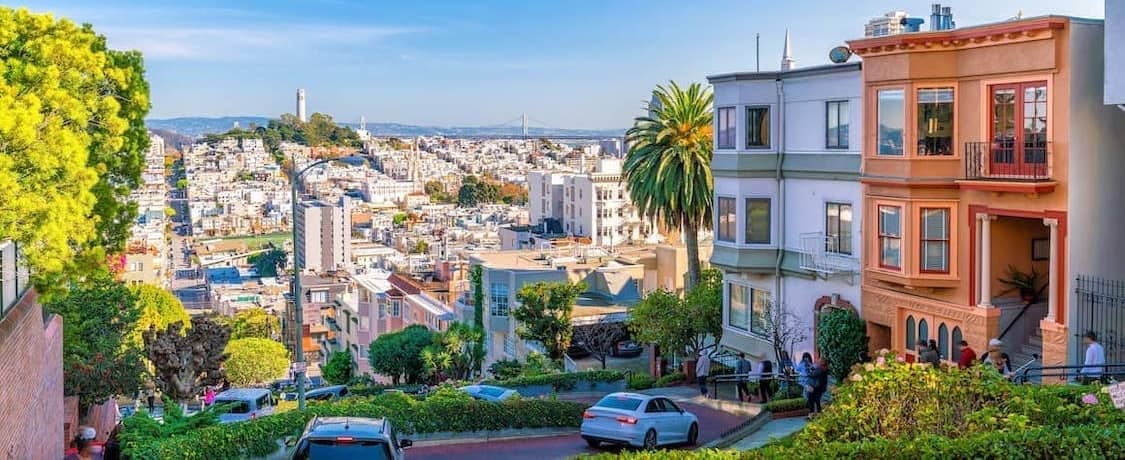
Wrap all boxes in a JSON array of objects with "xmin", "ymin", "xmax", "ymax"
[
  {"xmin": 643, "ymin": 429, "xmax": 658, "ymax": 450},
  {"xmin": 584, "ymin": 437, "xmax": 600, "ymax": 448},
  {"xmin": 687, "ymin": 422, "xmax": 699, "ymax": 446}
]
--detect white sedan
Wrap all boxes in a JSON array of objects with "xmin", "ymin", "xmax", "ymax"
[{"xmin": 581, "ymin": 392, "xmax": 699, "ymax": 449}]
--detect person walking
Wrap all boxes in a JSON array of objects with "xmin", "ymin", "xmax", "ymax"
[
  {"xmin": 204, "ymin": 386, "xmax": 216, "ymax": 408},
  {"xmin": 695, "ymin": 349, "xmax": 712, "ymax": 397},
  {"xmin": 735, "ymin": 353, "xmax": 752, "ymax": 402},
  {"xmin": 806, "ymin": 358, "xmax": 829, "ymax": 418},
  {"xmin": 144, "ymin": 382, "xmax": 156, "ymax": 413},
  {"xmin": 756, "ymin": 359, "xmax": 774, "ymax": 403},
  {"xmin": 921, "ymin": 339, "xmax": 941, "ymax": 368},
  {"xmin": 957, "ymin": 340, "xmax": 977, "ymax": 369},
  {"xmin": 795, "ymin": 353, "xmax": 814, "ymax": 398},
  {"xmin": 1080, "ymin": 331, "xmax": 1106, "ymax": 384}
]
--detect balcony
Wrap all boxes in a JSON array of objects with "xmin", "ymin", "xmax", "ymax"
[
  {"xmin": 961, "ymin": 141, "xmax": 1057, "ymax": 194},
  {"xmin": 794, "ymin": 232, "xmax": 859, "ymax": 278}
]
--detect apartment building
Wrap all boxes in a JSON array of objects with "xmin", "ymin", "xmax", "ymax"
[
  {"xmin": 121, "ymin": 134, "xmax": 169, "ymax": 286},
  {"xmin": 283, "ymin": 274, "xmax": 350, "ymax": 364},
  {"xmin": 707, "ymin": 62, "xmax": 864, "ymax": 361},
  {"xmin": 848, "ymin": 15, "xmax": 1125, "ymax": 371},
  {"xmin": 295, "ymin": 197, "xmax": 353, "ymax": 273},
  {"xmin": 527, "ymin": 159, "xmax": 654, "ymax": 248}
]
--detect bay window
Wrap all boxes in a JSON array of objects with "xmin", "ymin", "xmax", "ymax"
[
  {"xmin": 916, "ymin": 88, "xmax": 954, "ymax": 155},
  {"xmin": 920, "ymin": 208, "xmax": 950, "ymax": 273},
  {"xmin": 878, "ymin": 205, "xmax": 902, "ymax": 269},
  {"xmin": 877, "ymin": 89, "xmax": 905, "ymax": 156}
]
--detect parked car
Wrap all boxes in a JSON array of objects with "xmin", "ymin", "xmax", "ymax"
[
  {"xmin": 612, "ymin": 340, "xmax": 644, "ymax": 358},
  {"xmin": 305, "ymin": 385, "xmax": 349, "ymax": 401},
  {"xmin": 212, "ymin": 388, "xmax": 276, "ymax": 423},
  {"xmin": 459, "ymin": 384, "xmax": 518, "ymax": 402},
  {"xmin": 566, "ymin": 342, "xmax": 592, "ymax": 359},
  {"xmin": 289, "ymin": 416, "xmax": 412, "ymax": 460},
  {"xmin": 580, "ymin": 392, "xmax": 698, "ymax": 449}
]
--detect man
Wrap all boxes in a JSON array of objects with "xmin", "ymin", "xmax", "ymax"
[
  {"xmin": 1080, "ymin": 331, "xmax": 1106, "ymax": 384},
  {"xmin": 957, "ymin": 340, "xmax": 977, "ymax": 369},
  {"xmin": 735, "ymin": 352, "xmax": 752, "ymax": 402},
  {"xmin": 806, "ymin": 357, "xmax": 829, "ymax": 418},
  {"xmin": 695, "ymin": 349, "xmax": 711, "ymax": 397}
]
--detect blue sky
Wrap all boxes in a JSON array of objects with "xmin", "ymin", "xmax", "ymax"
[{"xmin": 18, "ymin": 0, "xmax": 1106, "ymax": 129}]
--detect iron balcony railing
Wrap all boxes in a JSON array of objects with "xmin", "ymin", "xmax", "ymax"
[{"xmin": 964, "ymin": 141, "xmax": 1052, "ymax": 181}]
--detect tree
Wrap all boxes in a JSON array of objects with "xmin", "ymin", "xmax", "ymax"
[
  {"xmin": 499, "ymin": 183, "xmax": 528, "ymax": 205},
  {"xmin": 322, "ymin": 350, "xmax": 354, "ymax": 385},
  {"xmin": 130, "ymin": 284, "xmax": 190, "ymax": 349},
  {"xmin": 248, "ymin": 248, "xmax": 286, "ymax": 277},
  {"xmin": 176, "ymin": 179, "xmax": 189, "ymax": 190},
  {"xmin": 144, "ymin": 317, "xmax": 230, "ymax": 403},
  {"xmin": 762, "ymin": 300, "xmax": 810, "ymax": 365},
  {"xmin": 628, "ymin": 268, "xmax": 723, "ymax": 359},
  {"xmin": 456, "ymin": 175, "xmax": 500, "ymax": 207},
  {"xmin": 420, "ymin": 322, "xmax": 484, "ymax": 382},
  {"xmin": 368, "ymin": 325, "xmax": 433, "ymax": 384},
  {"xmin": 223, "ymin": 338, "xmax": 289, "ymax": 386},
  {"xmin": 0, "ymin": 8, "xmax": 150, "ymax": 286},
  {"xmin": 221, "ymin": 307, "xmax": 280, "ymax": 340},
  {"xmin": 624, "ymin": 82, "xmax": 713, "ymax": 289},
  {"xmin": 412, "ymin": 240, "xmax": 430, "ymax": 254},
  {"xmin": 45, "ymin": 276, "xmax": 147, "ymax": 415},
  {"xmin": 512, "ymin": 281, "xmax": 585, "ymax": 361},
  {"xmin": 816, "ymin": 308, "xmax": 869, "ymax": 381},
  {"xmin": 573, "ymin": 319, "xmax": 626, "ymax": 369}
]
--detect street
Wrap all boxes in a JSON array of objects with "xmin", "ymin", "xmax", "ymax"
[{"xmin": 409, "ymin": 401, "xmax": 746, "ymax": 460}]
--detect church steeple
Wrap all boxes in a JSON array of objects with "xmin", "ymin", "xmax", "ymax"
[{"xmin": 781, "ymin": 29, "xmax": 796, "ymax": 71}]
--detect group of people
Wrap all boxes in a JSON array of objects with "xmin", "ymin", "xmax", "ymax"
[
  {"xmin": 948, "ymin": 330, "xmax": 1108, "ymax": 384},
  {"xmin": 694, "ymin": 349, "xmax": 831, "ymax": 418}
]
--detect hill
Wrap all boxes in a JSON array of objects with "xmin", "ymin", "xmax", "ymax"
[{"xmin": 147, "ymin": 116, "xmax": 624, "ymax": 139}]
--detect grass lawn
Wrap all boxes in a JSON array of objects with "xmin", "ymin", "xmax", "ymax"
[{"xmin": 217, "ymin": 231, "xmax": 291, "ymax": 249}]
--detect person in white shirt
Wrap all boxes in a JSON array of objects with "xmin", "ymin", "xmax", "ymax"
[
  {"xmin": 1080, "ymin": 330, "xmax": 1106, "ymax": 384},
  {"xmin": 695, "ymin": 349, "xmax": 712, "ymax": 397}
]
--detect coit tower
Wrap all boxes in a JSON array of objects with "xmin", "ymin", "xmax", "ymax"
[{"xmin": 296, "ymin": 89, "xmax": 307, "ymax": 122}]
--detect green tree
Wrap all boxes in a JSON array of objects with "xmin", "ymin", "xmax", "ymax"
[
  {"xmin": 512, "ymin": 281, "xmax": 584, "ymax": 361},
  {"xmin": 43, "ymin": 275, "xmax": 145, "ymax": 414},
  {"xmin": 130, "ymin": 284, "xmax": 191, "ymax": 348},
  {"xmin": 456, "ymin": 175, "xmax": 500, "ymax": 207},
  {"xmin": 816, "ymin": 308, "xmax": 869, "ymax": 382},
  {"xmin": 392, "ymin": 213, "xmax": 409, "ymax": 227},
  {"xmin": 420, "ymin": 323, "xmax": 484, "ymax": 382},
  {"xmin": 367, "ymin": 325, "xmax": 433, "ymax": 385},
  {"xmin": 221, "ymin": 307, "xmax": 280, "ymax": 340},
  {"xmin": 624, "ymin": 82, "xmax": 713, "ymax": 289},
  {"xmin": 411, "ymin": 240, "xmax": 430, "ymax": 254},
  {"xmin": 224, "ymin": 338, "xmax": 289, "ymax": 386},
  {"xmin": 248, "ymin": 248, "xmax": 286, "ymax": 277},
  {"xmin": 176, "ymin": 179, "xmax": 189, "ymax": 190},
  {"xmin": 322, "ymin": 350, "xmax": 354, "ymax": 385},
  {"xmin": 0, "ymin": 8, "xmax": 150, "ymax": 286},
  {"xmin": 628, "ymin": 268, "xmax": 723, "ymax": 359}
]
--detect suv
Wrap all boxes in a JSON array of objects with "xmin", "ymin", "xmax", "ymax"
[
  {"xmin": 212, "ymin": 388, "xmax": 275, "ymax": 423},
  {"xmin": 290, "ymin": 416, "xmax": 412, "ymax": 459}
]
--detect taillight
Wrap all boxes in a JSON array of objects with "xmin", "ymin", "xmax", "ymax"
[
  {"xmin": 336, "ymin": 436, "xmax": 355, "ymax": 443},
  {"xmin": 583, "ymin": 410, "xmax": 596, "ymax": 419},
  {"xmin": 615, "ymin": 416, "xmax": 638, "ymax": 425}
]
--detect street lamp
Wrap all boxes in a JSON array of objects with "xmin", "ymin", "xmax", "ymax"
[{"xmin": 291, "ymin": 154, "xmax": 366, "ymax": 411}]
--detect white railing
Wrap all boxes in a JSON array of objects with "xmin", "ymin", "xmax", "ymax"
[{"xmin": 795, "ymin": 232, "xmax": 859, "ymax": 276}]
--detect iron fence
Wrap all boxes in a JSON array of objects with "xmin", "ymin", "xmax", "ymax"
[
  {"xmin": 964, "ymin": 141, "xmax": 1051, "ymax": 181},
  {"xmin": 1073, "ymin": 275, "xmax": 1125, "ymax": 366}
]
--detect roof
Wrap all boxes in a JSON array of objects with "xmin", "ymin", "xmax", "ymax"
[
  {"xmin": 306, "ymin": 416, "xmax": 388, "ymax": 438},
  {"xmin": 406, "ymin": 293, "xmax": 456, "ymax": 319},
  {"xmin": 846, "ymin": 16, "xmax": 1096, "ymax": 56},
  {"xmin": 352, "ymin": 271, "xmax": 393, "ymax": 294},
  {"xmin": 708, "ymin": 62, "xmax": 861, "ymax": 83},
  {"xmin": 215, "ymin": 388, "xmax": 271, "ymax": 400}
]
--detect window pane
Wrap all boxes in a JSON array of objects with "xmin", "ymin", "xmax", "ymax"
[
  {"xmin": 839, "ymin": 204, "xmax": 853, "ymax": 254},
  {"xmin": 751, "ymin": 289, "xmax": 771, "ymax": 335},
  {"xmin": 916, "ymin": 88, "xmax": 954, "ymax": 156},
  {"xmin": 728, "ymin": 284, "xmax": 749, "ymax": 330},
  {"xmin": 905, "ymin": 316, "xmax": 916, "ymax": 350},
  {"xmin": 717, "ymin": 197, "xmax": 736, "ymax": 242},
  {"xmin": 879, "ymin": 206, "xmax": 900, "ymax": 236},
  {"xmin": 877, "ymin": 90, "xmax": 904, "ymax": 155},
  {"xmin": 745, "ymin": 199, "xmax": 770, "ymax": 244},
  {"xmin": 827, "ymin": 101, "xmax": 849, "ymax": 149},
  {"xmin": 746, "ymin": 107, "xmax": 770, "ymax": 148},
  {"xmin": 879, "ymin": 206, "xmax": 901, "ymax": 268},
  {"xmin": 938, "ymin": 323, "xmax": 949, "ymax": 359},
  {"xmin": 717, "ymin": 107, "xmax": 735, "ymax": 149},
  {"xmin": 918, "ymin": 319, "xmax": 929, "ymax": 344},
  {"xmin": 920, "ymin": 209, "xmax": 949, "ymax": 272},
  {"xmin": 951, "ymin": 327, "xmax": 963, "ymax": 361}
]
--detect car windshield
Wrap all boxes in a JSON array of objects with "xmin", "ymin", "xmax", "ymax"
[
  {"xmin": 293, "ymin": 439, "xmax": 392, "ymax": 460},
  {"xmin": 595, "ymin": 396, "xmax": 643, "ymax": 411},
  {"xmin": 214, "ymin": 400, "xmax": 249, "ymax": 414}
]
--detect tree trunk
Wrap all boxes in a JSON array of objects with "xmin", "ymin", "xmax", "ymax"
[
  {"xmin": 600, "ymin": 356, "xmax": 607, "ymax": 370},
  {"xmin": 684, "ymin": 222, "xmax": 702, "ymax": 291}
]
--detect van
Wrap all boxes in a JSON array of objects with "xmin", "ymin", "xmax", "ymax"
[{"xmin": 213, "ymin": 388, "xmax": 275, "ymax": 423}]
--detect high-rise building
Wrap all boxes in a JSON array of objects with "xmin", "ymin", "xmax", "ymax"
[
  {"xmin": 929, "ymin": 3, "xmax": 955, "ymax": 31},
  {"xmin": 865, "ymin": 11, "xmax": 909, "ymax": 37},
  {"xmin": 297, "ymin": 88, "xmax": 307, "ymax": 123},
  {"xmin": 528, "ymin": 159, "xmax": 653, "ymax": 247},
  {"xmin": 295, "ymin": 197, "xmax": 352, "ymax": 273}
]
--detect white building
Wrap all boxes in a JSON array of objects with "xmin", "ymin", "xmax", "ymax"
[
  {"xmin": 864, "ymin": 11, "xmax": 909, "ymax": 37},
  {"xmin": 1108, "ymin": 0, "xmax": 1125, "ymax": 107},
  {"xmin": 295, "ymin": 197, "xmax": 352, "ymax": 273},
  {"xmin": 527, "ymin": 159, "xmax": 653, "ymax": 247},
  {"xmin": 707, "ymin": 59, "xmax": 863, "ymax": 362}
]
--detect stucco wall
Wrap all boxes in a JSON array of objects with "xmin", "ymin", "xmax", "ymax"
[{"xmin": 1107, "ymin": 1, "xmax": 1125, "ymax": 105}]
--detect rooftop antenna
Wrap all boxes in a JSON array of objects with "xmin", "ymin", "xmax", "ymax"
[{"xmin": 755, "ymin": 33, "xmax": 760, "ymax": 72}]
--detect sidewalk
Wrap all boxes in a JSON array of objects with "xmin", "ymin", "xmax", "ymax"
[{"xmin": 727, "ymin": 417, "xmax": 807, "ymax": 450}]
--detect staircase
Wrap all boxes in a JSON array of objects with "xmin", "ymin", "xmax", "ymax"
[
  {"xmin": 1008, "ymin": 327, "xmax": 1042, "ymax": 377},
  {"xmin": 994, "ymin": 298, "xmax": 1046, "ymax": 382}
]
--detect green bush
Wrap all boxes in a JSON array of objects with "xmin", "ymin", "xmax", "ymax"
[
  {"xmin": 123, "ymin": 392, "xmax": 585, "ymax": 459},
  {"xmin": 815, "ymin": 308, "xmax": 868, "ymax": 381},
  {"xmin": 627, "ymin": 374, "xmax": 656, "ymax": 390},
  {"xmin": 762, "ymin": 397, "xmax": 806, "ymax": 413},
  {"xmin": 481, "ymin": 370, "xmax": 625, "ymax": 392},
  {"xmin": 653, "ymin": 372, "xmax": 685, "ymax": 388},
  {"xmin": 488, "ymin": 358, "xmax": 525, "ymax": 380}
]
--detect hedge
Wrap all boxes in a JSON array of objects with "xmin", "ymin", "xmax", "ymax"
[
  {"xmin": 627, "ymin": 374, "xmax": 656, "ymax": 390},
  {"xmin": 123, "ymin": 392, "xmax": 585, "ymax": 459},
  {"xmin": 480, "ymin": 369, "xmax": 625, "ymax": 392},
  {"xmin": 762, "ymin": 397, "xmax": 806, "ymax": 413},
  {"xmin": 653, "ymin": 372, "xmax": 685, "ymax": 388}
]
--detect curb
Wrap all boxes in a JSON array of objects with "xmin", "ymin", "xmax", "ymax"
[
  {"xmin": 702, "ymin": 411, "xmax": 771, "ymax": 449},
  {"xmin": 410, "ymin": 428, "xmax": 580, "ymax": 447}
]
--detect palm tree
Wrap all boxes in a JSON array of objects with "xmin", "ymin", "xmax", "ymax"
[{"xmin": 624, "ymin": 82, "xmax": 713, "ymax": 289}]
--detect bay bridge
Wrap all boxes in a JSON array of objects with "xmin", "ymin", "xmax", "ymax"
[{"xmin": 389, "ymin": 114, "xmax": 626, "ymax": 141}]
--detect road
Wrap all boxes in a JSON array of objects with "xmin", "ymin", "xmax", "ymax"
[
  {"xmin": 166, "ymin": 157, "xmax": 208, "ymax": 310},
  {"xmin": 408, "ymin": 401, "xmax": 745, "ymax": 460}
]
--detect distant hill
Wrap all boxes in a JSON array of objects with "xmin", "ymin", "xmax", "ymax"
[
  {"xmin": 148, "ymin": 128, "xmax": 194, "ymax": 151},
  {"xmin": 146, "ymin": 116, "xmax": 625, "ymax": 139}
]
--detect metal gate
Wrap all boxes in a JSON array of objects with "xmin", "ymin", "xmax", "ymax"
[{"xmin": 1073, "ymin": 275, "xmax": 1125, "ymax": 365}]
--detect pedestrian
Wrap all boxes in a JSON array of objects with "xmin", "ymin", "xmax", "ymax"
[
  {"xmin": 204, "ymin": 386, "xmax": 216, "ymax": 408},
  {"xmin": 981, "ymin": 338, "xmax": 1003, "ymax": 365},
  {"xmin": 756, "ymin": 359, "xmax": 774, "ymax": 403},
  {"xmin": 957, "ymin": 340, "xmax": 977, "ymax": 369},
  {"xmin": 993, "ymin": 352, "xmax": 1013, "ymax": 379},
  {"xmin": 795, "ymin": 352, "xmax": 814, "ymax": 398},
  {"xmin": 778, "ymin": 351, "xmax": 795, "ymax": 395},
  {"xmin": 735, "ymin": 352, "xmax": 752, "ymax": 402},
  {"xmin": 695, "ymin": 348, "xmax": 711, "ymax": 397},
  {"xmin": 65, "ymin": 427, "xmax": 102, "ymax": 460},
  {"xmin": 806, "ymin": 358, "xmax": 829, "ymax": 418},
  {"xmin": 920, "ymin": 339, "xmax": 941, "ymax": 368},
  {"xmin": 103, "ymin": 425, "xmax": 121, "ymax": 460},
  {"xmin": 1080, "ymin": 330, "xmax": 1106, "ymax": 384},
  {"xmin": 144, "ymin": 383, "xmax": 156, "ymax": 413}
]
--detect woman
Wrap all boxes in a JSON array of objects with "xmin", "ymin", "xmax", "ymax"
[
  {"xmin": 756, "ymin": 359, "xmax": 774, "ymax": 403},
  {"xmin": 994, "ymin": 352, "xmax": 1013, "ymax": 379},
  {"xmin": 795, "ymin": 353, "xmax": 814, "ymax": 397},
  {"xmin": 806, "ymin": 358, "xmax": 830, "ymax": 418},
  {"xmin": 922, "ymin": 339, "xmax": 941, "ymax": 368}
]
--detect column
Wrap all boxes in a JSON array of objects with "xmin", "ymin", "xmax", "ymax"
[
  {"xmin": 978, "ymin": 213, "xmax": 993, "ymax": 307},
  {"xmin": 1044, "ymin": 218, "xmax": 1059, "ymax": 323},
  {"xmin": 975, "ymin": 215, "xmax": 983, "ymax": 305}
]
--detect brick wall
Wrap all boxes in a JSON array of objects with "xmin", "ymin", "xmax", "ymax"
[{"xmin": 0, "ymin": 290, "xmax": 64, "ymax": 460}]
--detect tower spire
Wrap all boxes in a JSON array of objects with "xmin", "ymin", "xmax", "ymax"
[{"xmin": 781, "ymin": 29, "xmax": 795, "ymax": 71}]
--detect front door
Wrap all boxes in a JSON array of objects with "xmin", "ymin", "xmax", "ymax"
[{"xmin": 989, "ymin": 82, "xmax": 1048, "ymax": 177}]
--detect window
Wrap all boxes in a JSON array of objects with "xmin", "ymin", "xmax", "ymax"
[
  {"xmin": 489, "ymin": 282, "xmax": 509, "ymax": 316},
  {"xmin": 310, "ymin": 290, "xmax": 328, "ymax": 303},
  {"xmin": 877, "ymin": 89, "xmax": 905, "ymax": 155},
  {"xmin": 951, "ymin": 327, "xmax": 963, "ymax": 361},
  {"xmin": 878, "ymin": 206, "xmax": 902, "ymax": 269},
  {"xmin": 826, "ymin": 101, "xmax": 849, "ymax": 149},
  {"xmin": 916, "ymin": 88, "xmax": 954, "ymax": 155},
  {"xmin": 920, "ymin": 208, "xmax": 950, "ymax": 273},
  {"xmin": 503, "ymin": 333, "xmax": 515, "ymax": 357},
  {"xmin": 938, "ymin": 323, "xmax": 949, "ymax": 359},
  {"xmin": 918, "ymin": 319, "xmax": 929, "ymax": 344},
  {"xmin": 391, "ymin": 300, "xmax": 401, "ymax": 317},
  {"xmin": 825, "ymin": 203, "xmax": 852, "ymax": 254},
  {"xmin": 990, "ymin": 82, "xmax": 1048, "ymax": 175},
  {"xmin": 728, "ymin": 284, "xmax": 770, "ymax": 335},
  {"xmin": 745, "ymin": 107, "xmax": 770, "ymax": 148},
  {"xmin": 905, "ymin": 316, "xmax": 916, "ymax": 350},
  {"xmin": 745, "ymin": 198, "xmax": 771, "ymax": 244},
  {"xmin": 716, "ymin": 196, "xmax": 736, "ymax": 243},
  {"xmin": 717, "ymin": 107, "xmax": 736, "ymax": 149}
]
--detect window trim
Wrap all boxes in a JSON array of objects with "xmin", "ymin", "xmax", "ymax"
[
  {"xmin": 716, "ymin": 106, "xmax": 736, "ymax": 150},
  {"xmin": 744, "ymin": 197, "xmax": 771, "ymax": 245},
  {"xmin": 919, "ymin": 207, "xmax": 951, "ymax": 274},
  {"xmin": 744, "ymin": 106, "xmax": 771, "ymax": 149},
  {"xmin": 825, "ymin": 202, "xmax": 853, "ymax": 255},
  {"xmin": 878, "ymin": 205, "xmax": 903, "ymax": 270},
  {"xmin": 715, "ymin": 195, "xmax": 737, "ymax": 243},
  {"xmin": 726, "ymin": 281, "xmax": 771, "ymax": 337},
  {"xmin": 825, "ymin": 100, "xmax": 849, "ymax": 150}
]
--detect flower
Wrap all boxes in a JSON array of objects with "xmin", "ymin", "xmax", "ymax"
[
  {"xmin": 851, "ymin": 373, "xmax": 864, "ymax": 382},
  {"xmin": 1082, "ymin": 394, "xmax": 1099, "ymax": 405},
  {"xmin": 895, "ymin": 355, "xmax": 906, "ymax": 363},
  {"xmin": 864, "ymin": 363, "xmax": 875, "ymax": 372},
  {"xmin": 876, "ymin": 356, "xmax": 887, "ymax": 367},
  {"xmin": 1100, "ymin": 386, "xmax": 1111, "ymax": 394}
]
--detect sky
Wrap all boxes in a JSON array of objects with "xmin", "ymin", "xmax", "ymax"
[{"xmin": 17, "ymin": 0, "xmax": 1107, "ymax": 129}]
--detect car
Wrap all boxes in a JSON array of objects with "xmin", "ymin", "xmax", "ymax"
[
  {"xmin": 459, "ymin": 384, "xmax": 518, "ymax": 402},
  {"xmin": 566, "ymin": 342, "xmax": 592, "ymax": 359},
  {"xmin": 612, "ymin": 340, "xmax": 644, "ymax": 358},
  {"xmin": 304, "ymin": 385, "xmax": 349, "ymax": 401},
  {"xmin": 581, "ymin": 392, "xmax": 699, "ymax": 450},
  {"xmin": 289, "ymin": 416, "xmax": 412, "ymax": 460},
  {"xmin": 212, "ymin": 388, "xmax": 276, "ymax": 423}
]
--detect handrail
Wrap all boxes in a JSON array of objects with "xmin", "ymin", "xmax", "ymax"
[
  {"xmin": 997, "ymin": 284, "xmax": 1048, "ymax": 341},
  {"xmin": 1013, "ymin": 362, "xmax": 1125, "ymax": 384}
]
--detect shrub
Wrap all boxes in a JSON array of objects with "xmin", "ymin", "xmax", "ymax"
[
  {"xmin": 763, "ymin": 397, "xmax": 806, "ymax": 414},
  {"xmin": 653, "ymin": 372, "xmax": 685, "ymax": 388},
  {"xmin": 488, "ymin": 358, "xmax": 524, "ymax": 380},
  {"xmin": 627, "ymin": 374, "xmax": 656, "ymax": 390},
  {"xmin": 815, "ymin": 308, "xmax": 868, "ymax": 382},
  {"xmin": 481, "ymin": 370, "xmax": 625, "ymax": 392}
]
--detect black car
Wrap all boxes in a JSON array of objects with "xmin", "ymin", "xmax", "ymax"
[
  {"xmin": 566, "ymin": 342, "xmax": 591, "ymax": 359},
  {"xmin": 612, "ymin": 340, "xmax": 644, "ymax": 358},
  {"xmin": 290, "ymin": 416, "xmax": 412, "ymax": 459}
]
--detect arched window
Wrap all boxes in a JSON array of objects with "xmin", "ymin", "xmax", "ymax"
[
  {"xmin": 905, "ymin": 315, "xmax": 916, "ymax": 350},
  {"xmin": 918, "ymin": 319, "xmax": 929, "ymax": 346},
  {"xmin": 938, "ymin": 323, "xmax": 950, "ymax": 359},
  {"xmin": 951, "ymin": 327, "xmax": 963, "ymax": 361}
]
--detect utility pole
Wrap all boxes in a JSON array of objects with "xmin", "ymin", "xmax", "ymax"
[{"xmin": 756, "ymin": 33, "xmax": 760, "ymax": 72}]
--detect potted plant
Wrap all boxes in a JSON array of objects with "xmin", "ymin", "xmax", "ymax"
[{"xmin": 998, "ymin": 265, "xmax": 1042, "ymax": 303}]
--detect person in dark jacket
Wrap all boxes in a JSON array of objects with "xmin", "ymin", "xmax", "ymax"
[
  {"xmin": 735, "ymin": 353, "xmax": 752, "ymax": 402},
  {"xmin": 806, "ymin": 358, "xmax": 829, "ymax": 417},
  {"xmin": 756, "ymin": 359, "xmax": 774, "ymax": 403},
  {"xmin": 921, "ymin": 339, "xmax": 941, "ymax": 368}
]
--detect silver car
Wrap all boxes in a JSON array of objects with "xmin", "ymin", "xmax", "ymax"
[
  {"xmin": 581, "ymin": 392, "xmax": 699, "ymax": 449},
  {"xmin": 459, "ymin": 384, "xmax": 518, "ymax": 402}
]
